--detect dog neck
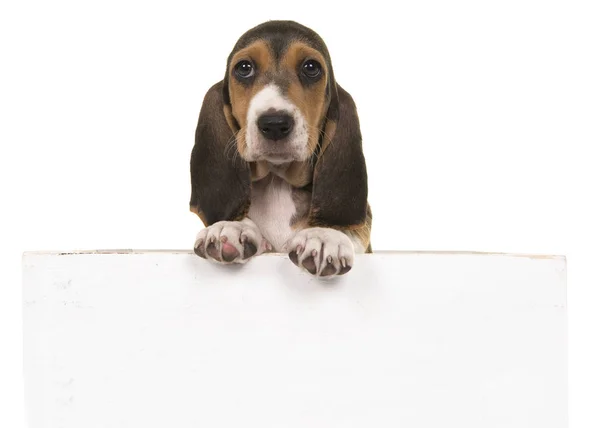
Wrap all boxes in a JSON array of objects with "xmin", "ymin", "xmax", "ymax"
[{"xmin": 250, "ymin": 160, "xmax": 313, "ymax": 188}]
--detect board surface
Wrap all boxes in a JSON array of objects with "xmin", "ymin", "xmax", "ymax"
[{"xmin": 22, "ymin": 251, "xmax": 567, "ymax": 428}]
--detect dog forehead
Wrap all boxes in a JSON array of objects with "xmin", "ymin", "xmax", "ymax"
[{"xmin": 229, "ymin": 20, "xmax": 330, "ymax": 64}]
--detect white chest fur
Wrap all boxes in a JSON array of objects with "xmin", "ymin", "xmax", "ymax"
[{"xmin": 248, "ymin": 175, "xmax": 297, "ymax": 252}]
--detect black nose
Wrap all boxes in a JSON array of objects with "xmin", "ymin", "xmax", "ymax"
[{"xmin": 257, "ymin": 113, "xmax": 294, "ymax": 141}]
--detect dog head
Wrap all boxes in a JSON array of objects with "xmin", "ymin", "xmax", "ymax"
[{"xmin": 221, "ymin": 20, "xmax": 336, "ymax": 164}]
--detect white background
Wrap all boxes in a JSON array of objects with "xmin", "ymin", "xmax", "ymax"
[{"xmin": 1, "ymin": 0, "xmax": 598, "ymax": 426}]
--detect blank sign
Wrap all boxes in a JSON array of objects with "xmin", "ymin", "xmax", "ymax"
[{"xmin": 22, "ymin": 251, "xmax": 566, "ymax": 428}]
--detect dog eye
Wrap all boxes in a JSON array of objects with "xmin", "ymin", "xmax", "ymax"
[
  {"xmin": 301, "ymin": 59, "xmax": 322, "ymax": 78},
  {"xmin": 234, "ymin": 60, "xmax": 254, "ymax": 78}
]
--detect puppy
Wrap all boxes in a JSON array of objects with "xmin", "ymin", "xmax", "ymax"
[{"xmin": 190, "ymin": 20, "xmax": 371, "ymax": 277}]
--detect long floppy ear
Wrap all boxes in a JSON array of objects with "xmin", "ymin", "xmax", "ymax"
[
  {"xmin": 189, "ymin": 81, "xmax": 250, "ymax": 226},
  {"xmin": 308, "ymin": 83, "xmax": 369, "ymax": 228}
]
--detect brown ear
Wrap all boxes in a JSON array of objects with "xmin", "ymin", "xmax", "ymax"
[
  {"xmin": 308, "ymin": 84, "xmax": 369, "ymax": 228},
  {"xmin": 189, "ymin": 81, "xmax": 250, "ymax": 226}
]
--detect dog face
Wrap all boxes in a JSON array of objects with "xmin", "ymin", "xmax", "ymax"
[{"xmin": 223, "ymin": 22, "xmax": 334, "ymax": 164}]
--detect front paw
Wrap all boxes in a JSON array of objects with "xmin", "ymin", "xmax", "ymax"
[
  {"xmin": 194, "ymin": 220, "xmax": 269, "ymax": 264},
  {"xmin": 286, "ymin": 227, "xmax": 354, "ymax": 277}
]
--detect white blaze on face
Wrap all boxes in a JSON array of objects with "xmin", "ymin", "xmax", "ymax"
[{"xmin": 245, "ymin": 84, "xmax": 308, "ymax": 163}]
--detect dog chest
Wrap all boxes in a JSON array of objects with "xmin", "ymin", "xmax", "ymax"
[{"xmin": 248, "ymin": 175, "xmax": 304, "ymax": 252}]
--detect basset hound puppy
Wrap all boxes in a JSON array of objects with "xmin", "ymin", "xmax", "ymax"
[{"xmin": 190, "ymin": 20, "xmax": 372, "ymax": 277}]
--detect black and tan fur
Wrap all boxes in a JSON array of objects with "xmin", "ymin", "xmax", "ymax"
[{"xmin": 190, "ymin": 20, "xmax": 372, "ymax": 276}]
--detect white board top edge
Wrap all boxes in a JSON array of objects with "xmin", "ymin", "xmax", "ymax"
[{"xmin": 21, "ymin": 249, "xmax": 565, "ymax": 261}]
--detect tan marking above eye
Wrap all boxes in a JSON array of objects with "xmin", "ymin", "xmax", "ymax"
[
  {"xmin": 280, "ymin": 42, "xmax": 328, "ymax": 78},
  {"xmin": 229, "ymin": 40, "xmax": 274, "ymax": 79}
]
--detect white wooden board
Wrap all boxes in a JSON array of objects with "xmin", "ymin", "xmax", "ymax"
[{"xmin": 22, "ymin": 251, "xmax": 567, "ymax": 428}]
